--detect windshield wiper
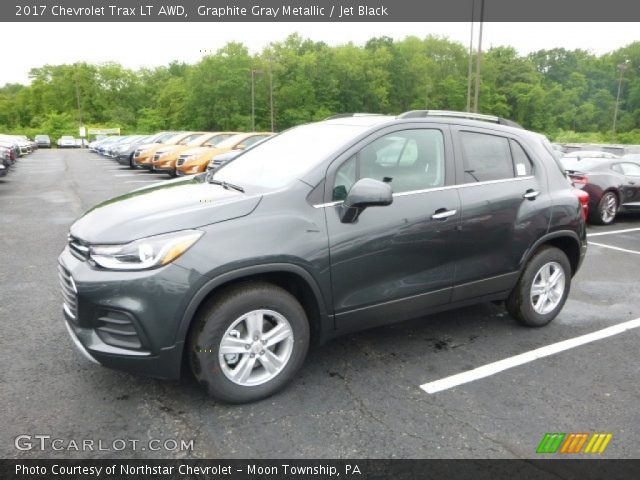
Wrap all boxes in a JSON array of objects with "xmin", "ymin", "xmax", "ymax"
[{"xmin": 208, "ymin": 178, "xmax": 245, "ymax": 193}]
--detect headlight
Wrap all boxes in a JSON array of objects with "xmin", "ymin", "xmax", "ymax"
[{"xmin": 89, "ymin": 230, "xmax": 203, "ymax": 270}]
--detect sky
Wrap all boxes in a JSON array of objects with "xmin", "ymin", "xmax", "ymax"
[{"xmin": 2, "ymin": 22, "xmax": 639, "ymax": 86}]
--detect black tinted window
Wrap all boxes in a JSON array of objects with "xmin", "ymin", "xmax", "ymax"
[{"xmin": 460, "ymin": 132, "xmax": 513, "ymax": 182}]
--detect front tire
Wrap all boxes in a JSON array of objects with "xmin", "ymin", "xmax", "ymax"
[
  {"xmin": 506, "ymin": 246, "xmax": 571, "ymax": 327},
  {"xmin": 189, "ymin": 282, "xmax": 310, "ymax": 403},
  {"xmin": 591, "ymin": 191, "xmax": 618, "ymax": 225}
]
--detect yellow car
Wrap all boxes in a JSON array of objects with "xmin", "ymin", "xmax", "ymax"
[
  {"xmin": 176, "ymin": 132, "xmax": 274, "ymax": 176},
  {"xmin": 133, "ymin": 132, "xmax": 208, "ymax": 169},
  {"xmin": 151, "ymin": 131, "xmax": 238, "ymax": 177}
]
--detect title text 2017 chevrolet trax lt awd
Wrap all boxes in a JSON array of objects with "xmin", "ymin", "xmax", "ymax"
[{"xmin": 59, "ymin": 111, "xmax": 587, "ymax": 403}]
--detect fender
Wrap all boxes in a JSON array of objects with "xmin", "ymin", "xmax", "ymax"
[
  {"xmin": 519, "ymin": 229, "xmax": 586, "ymax": 276},
  {"xmin": 175, "ymin": 262, "xmax": 331, "ymax": 346}
]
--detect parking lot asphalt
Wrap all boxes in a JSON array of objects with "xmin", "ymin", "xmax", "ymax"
[{"xmin": 1, "ymin": 148, "xmax": 639, "ymax": 459}]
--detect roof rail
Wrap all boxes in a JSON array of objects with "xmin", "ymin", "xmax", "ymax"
[
  {"xmin": 398, "ymin": 110, "xmax": 523, "ymax": 129},
  {"xmin": 325, "ymin": 113, "xmax": 383, "ymax": 120}
]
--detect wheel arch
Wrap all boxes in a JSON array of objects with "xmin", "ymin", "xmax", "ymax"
[
  {"xmin": 176, "ymin": 264, "xmax": 331, "ymax": 365},
  {"xmin": 521, "ymin": 231, "xmax": 584, "ymax": 277}
]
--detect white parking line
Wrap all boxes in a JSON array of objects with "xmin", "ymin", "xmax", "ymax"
[
  {"xmin": 588, "ymin": 242, "xmax": 640, "ymax": 256},
  {"xmin": 588, "ymin": 227, "xmax": 640, "ymax": 237},
  {"xmin": 420, "ymin": 317, "xmax": 640, "ymax": 394}
]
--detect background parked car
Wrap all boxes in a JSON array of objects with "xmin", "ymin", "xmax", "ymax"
[
  {"xmin": 562, "ymin": 156, "xmax": 640, "ymax": 224},
  {"xmin": 0, "ymin": 139, "xmax": 20, "ymax": 162},
  {"xmin": 152, "ymin": 131, "xmax": 238, "ymax": 177},
  {"xmin": 563, "ymin": 150, "xmax": 619, "ymax": 159},
  {"xmin": 114, "ymin": 134, "xmax": 166, "ymax": 167},
  {"xmin": 205, "ymin": 136, "xmax": 272, "ymax": 173},
  {"xmin": 0, "ymin": 146, "xmax": 13, "ymax": 172},
  {"xmin": 35, "ymin": 134, "xmax": 51, "ymax": 148},
  {"xmin": 57, "ymin": 136, "xmax": 78, "ymax": 148},
  {"xmin": 176, "ymin": 132, "xmax": 273, "ymax": 176},
  {"xmin": 5, "ymin": 135, "xmax": 32, "ymax": 155}
]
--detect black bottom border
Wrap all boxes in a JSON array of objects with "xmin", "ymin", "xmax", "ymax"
[{"xmin": 2, "ymin": 459, "xmax": 640, "ymax": 480}]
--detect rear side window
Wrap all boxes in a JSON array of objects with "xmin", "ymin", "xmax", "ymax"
[
  {"xmin": 459, "ymin": 131, "xmax": 514, "ymax": 182},
  {"xmin": 510, "ymin": 140, "xmax": 533, "ymax": 176},
  {"xmin": 619, "ymin": 162, "xmax": 640, "ymax": 176}
]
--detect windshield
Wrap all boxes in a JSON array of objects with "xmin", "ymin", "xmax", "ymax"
[
  {"xmin": 215, "ymin": 134, "xmax": 251, "ymax": 149},
  {"xmin": 214, "ymin": 123, "xmax": 370, "ymax": 189},
  {"xmin": 162, "ymin": 132, "xmax": 187, "ymax": 144},
  {"xmin": 186, "ymin": 133, "xmax": 215, "ymax": 146}
]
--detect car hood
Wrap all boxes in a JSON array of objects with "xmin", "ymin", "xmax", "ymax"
[
  {"xmin": 181, "ymin": 146, "xmax": 212, "ymax": 157},
  {"xmin": 155, "ymin": 144, "xmax": 184, "ymax": 156},
  {"xmin": 70, "ymin": 176, "xmax": 261, "ymax": 243},
  {"xmin": 137, "ymin": 142, "xmax": 161, "ymax": 151}
]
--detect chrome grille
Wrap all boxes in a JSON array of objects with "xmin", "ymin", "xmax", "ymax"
[
  {"xmin": 58, "ymin": 264, "xmax": 78, "ymax": 322},
  {"xmin": 153, "ymin": 154, "xmax": 160, "ymax": 161},
  {"xmin": 133, "ymin": 149, "xmax": 142, "ymax": 158},
  {"xmin": 68, "ymin": 236, "xmax": 90, "ymax": 261},
  {"xmin": 176, "ymin": 156, "xmax": 187, "ymax": 167}
]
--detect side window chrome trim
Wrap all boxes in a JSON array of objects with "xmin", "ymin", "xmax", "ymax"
[{"xmin": 313, "ymin": 176, "xmax": 535, "ymax": 208}]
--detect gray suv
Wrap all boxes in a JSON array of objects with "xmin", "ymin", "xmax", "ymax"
[{"xmin": 59, "ymin": 111, "xmax": 587, "ymax": 403}]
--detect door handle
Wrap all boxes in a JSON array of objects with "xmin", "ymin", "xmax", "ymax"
[
  {"xmin": 523, "ymin": 189, "xmax": 540, "ymax": 200},
  {"xmin": 431, "ymin": 209, "xmax": 457, "ymax": 220}
]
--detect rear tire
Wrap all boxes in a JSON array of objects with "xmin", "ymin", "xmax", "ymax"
[
  {"xmin": 506, "ymin": 246, "xmax": 571, "ymax": 327},
  {"xmin": 590, "ymin": 191, "xmax": 618, "ymax": 225},
  {"xmin": 188, "ymin": 282, "xmax": 310, "ymax": 403}
]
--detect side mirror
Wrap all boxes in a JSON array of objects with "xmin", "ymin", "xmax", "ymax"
[{"xmin": 339, "ymin": 178, "xmax": 393, "ymax": 223}]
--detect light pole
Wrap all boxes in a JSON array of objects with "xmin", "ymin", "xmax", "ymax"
[
  {"xmin": 466, "ymin": 0, "xmax": 475, "ymax": 112},
  {"xmin": 74, "ymin": 67, "xmax": 85, "ymax": 146},
  {"xmin": 612, "ymin": 61, "xmax": 628, "ymax": 137},
  {"xmin": 251, "ymin": 68, "xmax": 264, "ymax": 131},
  {"xmin": 269, "ymin": 59, "xmax": 274, "ymax": 132},
  {"xmin": 472, "ymin": 0, "xmax": 485, "ymax": 113}
]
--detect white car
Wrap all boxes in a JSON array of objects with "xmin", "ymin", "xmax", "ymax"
[{"xmin": 57, "ymin": 136, "xmax": 77, "ymax": 148}]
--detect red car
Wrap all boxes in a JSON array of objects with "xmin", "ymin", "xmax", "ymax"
[{"xmin": 562, "ymin": 156, "xmax": 640, "ymax": 224}]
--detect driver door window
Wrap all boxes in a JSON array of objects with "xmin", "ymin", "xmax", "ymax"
[{"xmin": 332, "ymin": 129, "xmax": 445, "ymax": 201}]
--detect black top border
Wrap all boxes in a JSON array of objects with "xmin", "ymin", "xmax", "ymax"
[{"xmin": 6, "ymin": 0, "xmax": 640, "ymax": 22}]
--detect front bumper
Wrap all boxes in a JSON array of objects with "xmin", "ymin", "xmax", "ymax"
[
  {"xmin": 151, "ymin": 160, "xmax": 176, "ymax": 172},
  {"xmin": 177, "ymin": 165, "xmax": 203, "ymax": 176},
  {"xmin": 134, "ymin": 156, "xmax": 154, "ymax": 169},
  {"xmin": 58, "ymin": 246, "xmax": 207, "ymax": 379},
  {"xmin": 116, "ymin": 154, "xmax": 132, "ymax": 165}
]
